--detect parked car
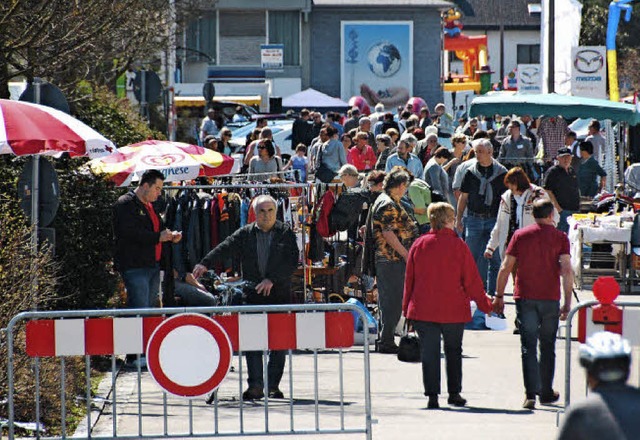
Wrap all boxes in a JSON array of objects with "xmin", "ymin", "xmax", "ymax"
[
  {"xmin": 209, "ymin": 100, "xmax": 259, "ymax": 122},
  {"xmin": 229, "ymin": 119, "xmax": 294, "ymax": 160}
]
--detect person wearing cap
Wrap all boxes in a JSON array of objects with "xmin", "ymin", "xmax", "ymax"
[
  {"xmin": 434, "ymin": 103, "xmax": 454, "ymax": 138},
  {"xmin": 577, "ymin": 140, "xmax": 607, "ymax": 198},
  {"xmin": 557, "ymin": 331, "xmax": 640, "ymax": 439},
  {"xmin": 493, "ymin": 198, "xmax": 573, "ymax": 410},
  {"xmin": 543, "ymin": 147, "xmax": 580, "ymax": 234},
  {"xmin": 385, "ymin": 134, "xmax": 423, "ymax": 179}
]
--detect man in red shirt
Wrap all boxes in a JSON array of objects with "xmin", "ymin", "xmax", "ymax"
[
  {"xmin": 348, "ymin": 131, "xmax": 377, "ymax": 171},
  {"xmin": 493, "ymin": 198, "xmax": 573, "ymax": 410}
]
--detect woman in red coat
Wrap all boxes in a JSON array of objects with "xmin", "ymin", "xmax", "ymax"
[{"xmin": 403, "ymin": 202, "xmax": 493, "ymax": 409}]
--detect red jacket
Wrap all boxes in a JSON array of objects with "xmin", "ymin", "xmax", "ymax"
[
  {"xmin": 403, "ymin": 228, "xmax": 492, "ymax": 323},
  {"xmin": 348, "ymin": 145, "xmax": 377, "ymax": 171}
]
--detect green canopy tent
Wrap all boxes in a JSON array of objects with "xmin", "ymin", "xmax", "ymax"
[{"xmin": 469, "ymin": 92, "xmax": 640, "ymax": 125}]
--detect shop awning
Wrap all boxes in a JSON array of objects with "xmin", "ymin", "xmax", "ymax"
[
  {"xmin": 175, "ymin": 95, "xmax": 262, "ymax": 108},
  {"xmin": 469, "ymin": 92, "xmax": 640, "ymax": 125}
]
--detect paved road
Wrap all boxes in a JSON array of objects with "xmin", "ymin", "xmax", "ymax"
[{"xmin": 80, "ymin": 289, "xmax": 640, "ymax": 440}]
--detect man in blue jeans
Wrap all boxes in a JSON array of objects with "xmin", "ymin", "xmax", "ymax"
[
  {"xmin": 455, "ymin": 139, "xmax": 507, "ymax": 295},
  {"xmin": 493, "ymin": 199, "xmax": 573, "ymax": 409},
  {"xmin": 544, "ymin": 147, "xmax": 580, "ymax": 233},
  {"xmin": 113, "ymin": 170, "xmax": 182, "ymax": 366}
]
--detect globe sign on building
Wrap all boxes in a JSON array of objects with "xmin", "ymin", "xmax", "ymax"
[{"xmin": 367, "ymin": 42, "xmax": 402, "ymax": 78}]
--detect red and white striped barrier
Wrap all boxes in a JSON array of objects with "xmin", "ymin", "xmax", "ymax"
[
  {"xmin": 25, "ymin": 312, "xmax": 355, "ymax": 357},
  {"xmin": 577, "ymin": 307, "xmax": 640, "ymax": 346}
]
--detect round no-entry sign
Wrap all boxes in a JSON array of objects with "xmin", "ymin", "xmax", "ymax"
[{"xmin": 146, "ymin": 313, "xmax": 232, "ymax": 398}]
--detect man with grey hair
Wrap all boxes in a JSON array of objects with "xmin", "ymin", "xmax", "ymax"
[
  {"xmin": 193, "ymin": 195, "xmax": 299, "ymax": 401},
  {"xmin": 456, "ymin": 139, "xmax": 507, "ymax": 296},
  {"xmin": 358, "ymin": 117, "xmax": 376, "ymax": 147}
]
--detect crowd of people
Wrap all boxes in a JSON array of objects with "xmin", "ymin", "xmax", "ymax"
[
  {"xmin": 114, "ymin": 99, "xmax": 637, "ymax": 434},
  {"xmin": 277, "ymin": 101, "xmax": 610, "ymax": 412}
]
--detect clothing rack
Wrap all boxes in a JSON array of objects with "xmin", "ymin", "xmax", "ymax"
[
  {"xmin": 163, "ymin": 181, "xmax": 312, "ymax": 302},
  {"xmin": 209, "ymin": 169, "xmax": 301, "ymax": 180}
]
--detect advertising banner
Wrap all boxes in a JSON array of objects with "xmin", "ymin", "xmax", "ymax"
[
  {"xmin": 341, "ymin": 21, "xmax": 413, "ymax": 109},
  {"xmin": 571, "ymin": 46, "xmax": 606, "ymax": 99},
  {"xmin": 261, "ymin": 44, "xmax": 284, "ymax": 70},
  {"xmin": 517, "ymin": 64, "xmax": 542, "ymax": 94}
]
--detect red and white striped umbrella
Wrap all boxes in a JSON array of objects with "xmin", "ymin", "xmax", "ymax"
[
  {"xmin": 0, "ymin": 99, "xmax": 115, "ymax": 158},
  {"xmin": 88, "ymin": 140, "xmax": 234, "ymax": 186}
]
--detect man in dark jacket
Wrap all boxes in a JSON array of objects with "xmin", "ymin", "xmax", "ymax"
[
  {"xmin": 292, "ymin": 109, "xmax": 312, "ymax": 147},
  {"xmin": 193, "ymin": 195, "xmax": 299, "ymax": 401},
  {"xmin": 113, "ymin": 169, "xmax": 182, "ymax": 309}
]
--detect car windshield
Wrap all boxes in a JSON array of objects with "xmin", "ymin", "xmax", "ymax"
[{"xmin": 229, "ymin": 122, "xmax": 288, "ymax": 140}]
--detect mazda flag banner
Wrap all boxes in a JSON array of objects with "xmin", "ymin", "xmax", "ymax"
[
  {"xmin": 571, "ymin": 46, "xmax": 607, "ymax": 99},
  {"xmin": 516, "ymin": 64, "xmax": 542, "ymax": 94},
  {"xmin": 341, "ymin": 21, "xmax": 413, "ymax": 109}
]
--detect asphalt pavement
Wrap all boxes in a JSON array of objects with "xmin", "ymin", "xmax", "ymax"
[{"xmin": 79, "ymin": 288, "xmax": 640, "ymax": 440}]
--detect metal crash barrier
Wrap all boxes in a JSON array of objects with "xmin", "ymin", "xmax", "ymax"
[
  {"xmin": 563, "ymin": 299, "xmax": 640, "ymax": 409},
  {"xmin": 5, "ymin": 303, "xmax": 372, "ymax": 439}
]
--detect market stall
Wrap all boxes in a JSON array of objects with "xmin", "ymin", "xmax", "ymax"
[
  {"xmin": 469, "ymin": 92, "xmax": 640, "ymax": 193},
  {"xmin": 568, "ymin": 213, "xmax": 635, "ymax": 293},
  {"xmin": 470, "ymin": 92, "xmax": 640, "ymax": 293}
]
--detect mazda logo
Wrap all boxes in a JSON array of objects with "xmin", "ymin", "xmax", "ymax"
[
  {"xmin": 520, "ymin": 66, "xmax": 540, "ymax": 85},
  {"xmin": 574, "ymin": 49, "xmax": 604, "ymax": 74}
]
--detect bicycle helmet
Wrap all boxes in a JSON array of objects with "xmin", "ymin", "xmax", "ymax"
[{"xmin": 579, "ymin": 331, "xmax": 632, "ymax": 383}]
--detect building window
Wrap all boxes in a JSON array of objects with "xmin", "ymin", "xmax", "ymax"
[
  {"xmin": 219, "ymin": 10, "xmax": 265, "ymax": 65},
  {"xmin": 517, "ymin": 44, "xmax": 540, "ymax": 64},
  {"xmin": 268, "ymin": 11, "xmax": 300, "ymax": 66},
  {"xmin": 185, "ymin": 13, "xmax": 216, "ymax": 63}
]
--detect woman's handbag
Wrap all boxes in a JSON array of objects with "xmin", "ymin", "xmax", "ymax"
[{"xmin": 397, "ymin": 321, "xmax": 421, "ymax": 363}]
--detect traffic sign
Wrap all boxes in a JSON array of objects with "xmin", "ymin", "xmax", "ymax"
[
  {"xmin": 146, "ymin": 313, "xmax": 232, "ymax": 398},
  {"xmin": 203, "ymin": 82, "xmax": 216, "ymax": 102}
]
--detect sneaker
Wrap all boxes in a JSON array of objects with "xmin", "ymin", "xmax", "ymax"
[
  {"xmin": 427, "ymin": 394, "xmax": 440, "ymax": 409},
  {"xmin": 447, "ymin": 393, "xmax": 467, "ymax": 407},
  {"xmin": 242, "ymin": 387, "xmax": 264, "ymax": 401},
  {"xmin": 539, "ymin": 391, "xmax": 560, "ymax": 405},
  {"xmin": 522, "ymin": 397, "xmax": 535, "ymax": 409},
  {"xmin": 268, "ymin": 388, "xmax": 284, "ymax": 399}
]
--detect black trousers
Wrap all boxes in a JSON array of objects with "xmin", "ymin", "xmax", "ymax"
[
  {"xmin": 245, "ymin": 350, "xmax": 286, "ymax": 390},
  {"xmin": 413, "ymin": 321, "xmax": 465, "ymax": 396}
]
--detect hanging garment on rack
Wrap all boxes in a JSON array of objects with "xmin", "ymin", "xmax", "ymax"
[
  {"xmin": 240, "ymin": 196, "xmax": 250, "ymax": 226},
  {"xmin": 198, "ymin": 192, "xmax": 212, "ymax": 261},
  {"xmin": 172, "ymin": 191, "xmax": 190, "ymax": 277},
  {"xmin": 217, "ymin": 192, "xmax": 233, "ymax": 271},
  {"xmin": 187, "ymin": 195, "xmax": 202, "ymax": 271},
  {"xmin": 227, "ymin": 192, "xmax": 242, "ymax": 233}
]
